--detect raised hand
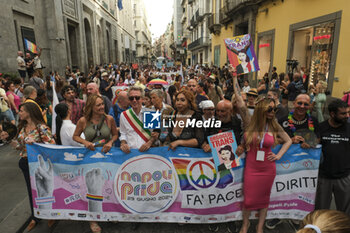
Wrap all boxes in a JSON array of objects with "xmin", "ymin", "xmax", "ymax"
[
  {"xmin": 85, "ymin": 168, "xmax": 104, "ymax": 212},
  {"xmin": 35, "ymin": 155, "xmax": 54, "ymax": 209}
]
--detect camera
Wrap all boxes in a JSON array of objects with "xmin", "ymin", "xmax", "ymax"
[{"xmin": 286, "ymin": 59, "xmax": 299, "ymax": 70}]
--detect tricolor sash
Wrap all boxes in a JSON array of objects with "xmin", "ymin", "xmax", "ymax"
[{"xmin": 123, "ymin": 109, "xmax": 151, "ymax": 143}]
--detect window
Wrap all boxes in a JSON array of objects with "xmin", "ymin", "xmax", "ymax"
[{"xmin": 21, "ymin": 26, "xmax": 36, "ymax": 54}]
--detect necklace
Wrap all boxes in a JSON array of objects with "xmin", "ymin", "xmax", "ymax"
[{"xmin": 288, "ymin": 111, "xmax": 314, "ymax": 135}]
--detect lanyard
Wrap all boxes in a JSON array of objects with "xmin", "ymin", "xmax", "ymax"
[{"xmin": 260, "ymin": 124, "xmax": 269, "ymax": 149}]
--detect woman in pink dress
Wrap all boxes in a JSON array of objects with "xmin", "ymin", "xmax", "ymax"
[{"xmin": 231, "ymin": 65, "xmax": 292, "ymax": 233}]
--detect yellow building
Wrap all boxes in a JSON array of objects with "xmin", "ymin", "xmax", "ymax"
[
  {"xmin": 210, "ymin": 0, "xmax": 350, "ymax": 97},
  {"xmin": 255, "ymin": 0, "xmax": 350, "ymax": 97}
]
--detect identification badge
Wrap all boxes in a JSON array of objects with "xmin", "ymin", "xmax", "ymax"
[{"xmin": 256, "ymin": 150, "xmax": 265, "ymax": 161}]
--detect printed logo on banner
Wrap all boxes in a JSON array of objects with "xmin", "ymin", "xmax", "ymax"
[
  {"xmin": 186, "ymin": 159, "xmax": 220, "ymax": 190},
  {"xmin": 171, "ymin": 158, "xmax": 234, "ymax": 190},
  {"xmin": 143, "ymin": 111, "xmax": 161, "ymax": 129},
  {"xmin": 115, "ymin": 155, "xmax": 179, "ymax": 214}
]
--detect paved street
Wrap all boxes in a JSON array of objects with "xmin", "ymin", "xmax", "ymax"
[{"xmin": 25, "ymin": 219, "xmax": 298, "ymax": 233}]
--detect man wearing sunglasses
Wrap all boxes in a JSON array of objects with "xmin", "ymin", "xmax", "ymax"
[{"xmin": 119, "ymin": 86, "xmax": 159, "ymax": 154}]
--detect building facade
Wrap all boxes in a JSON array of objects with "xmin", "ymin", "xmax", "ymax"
[
  {"xmin": 186, "ymin": 0, "xmax": 212, "ymax": 66},
  {"xmin": 255, "ymin": 0, "xmax": 350, "ymax": 97},
  {"xmin": 0, "ymin": 0, "xmax": 136, "ymax": 75},
  {"xmin": 134, "ymin": 0, "xmax": 152, "ymax": 65}
]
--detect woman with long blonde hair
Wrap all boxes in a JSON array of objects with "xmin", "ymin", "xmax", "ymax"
[
  {"xmin": 231, "ymin": 65, "xmax": 292, "ymax": 233},
  {"xmin": 296, "ymin": 209, "xmax": 350, "ymax": 233}
]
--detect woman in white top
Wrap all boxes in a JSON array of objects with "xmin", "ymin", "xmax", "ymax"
[{"xmin": 55, "ymin": 103, "xmax": 84, "ymax": 146}]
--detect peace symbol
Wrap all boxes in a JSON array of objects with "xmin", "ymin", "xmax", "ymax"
[{"xmin": 187, "ymin": 160, "xmax": 217, "ymax": 189}]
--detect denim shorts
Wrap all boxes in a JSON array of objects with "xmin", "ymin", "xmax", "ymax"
[{"xmin": 0, "ymin": 109, "xmax": 15, "ymax": 122}]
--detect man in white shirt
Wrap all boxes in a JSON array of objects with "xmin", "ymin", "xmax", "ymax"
[
  {"xmin": 33, "ymin": 48, "xmax": 43, "ymax": 78},
  {"xmin": 123, "ymin": 73, "xmax": 135, "ymax": 86},
  {"xmin": 120, "ymin": 86, "xmax": 158, "ymax": 153},
  {"xmin": 17, "ymin": 51, "xmax": 26, "ymax": 83}
]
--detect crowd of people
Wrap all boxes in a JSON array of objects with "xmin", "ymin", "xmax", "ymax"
[{"xmin": 0, "ymin": 51, "xmax": 349, "ymax": 233}]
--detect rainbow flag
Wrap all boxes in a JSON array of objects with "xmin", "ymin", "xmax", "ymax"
[
  {"xmin": 171, "ymin": 158, "xmax": 233, "ymax": 190},
  {"xmin": 24, "ymin": 38, "xmax": 38, "ymax": 53}
]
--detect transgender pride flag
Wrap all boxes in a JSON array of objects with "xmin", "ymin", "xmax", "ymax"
[{"xmin": 24, "ymin": 38, "xmax": 38, "ymax": 53}]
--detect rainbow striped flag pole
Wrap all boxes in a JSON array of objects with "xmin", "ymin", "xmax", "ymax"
[{"xmin": 24, "ymin": 38, "xmax": 38, "ymax": 54}]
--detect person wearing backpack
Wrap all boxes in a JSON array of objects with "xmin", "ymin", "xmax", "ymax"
[
  {"xmin": 207, "ymin": 75, "xmax": 224, "ymax": 106},
  {"xmin": 285, "ymin": 72, "xmax": 305, "ymax": 110}
]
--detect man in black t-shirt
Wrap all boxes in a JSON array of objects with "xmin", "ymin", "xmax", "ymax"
[
  {"xmin": 315, "ymin": 99, "xmax": 350, "ymax": 215},
  {"xmin": 99, "ymin": 72, "xmax": 113, "ymax": 100}
]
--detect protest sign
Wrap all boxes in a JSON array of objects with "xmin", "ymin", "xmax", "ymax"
[
  {"xmin": 27, "ymin": 144, "xmax": 320, "ymax": 223},
  {"xmin": 224, "ymin": 34, "xmax": 260, "ymax": 75},
  {"xmin": 208, "ymin": 131, "xmax": 243, "ymax": 172}
]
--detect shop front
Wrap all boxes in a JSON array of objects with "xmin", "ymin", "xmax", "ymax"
[
  {"xmin": 256, "ymin": 29, "xmax": 275, "ymax": 80},
  {"xmin": 287, "ymin": 12, "xmax": 341, "ymax": 93}
]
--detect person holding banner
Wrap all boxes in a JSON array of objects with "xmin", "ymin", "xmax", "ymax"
[
  {"xmin": 232, "ymin": 65, "xmax": 292, "ymax": 233},
  {"xmin": 119, "ymin": 86, "xmax": 159, "ymax": 153},
  {"xmin": 12, "ymin": 102, "xmax": 55, "ymax": 231},
  {"xmin": 73, "ymin": 94, "xmax": 118, "ymax": 153},
  {"xmin": 167, "ymin": 90, "xmax": 204, "ymax": 150}
]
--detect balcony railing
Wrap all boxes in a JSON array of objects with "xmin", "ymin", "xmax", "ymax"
[
  {"xmin": 208, "ymin": 14, "xmax": 221, "ymax": 35},
  {"xmin": 220, "ymin": 0, "xmax": 256, "ymax": 24},
  {"xmin": 188, "ymin": 37, "xmax": 209, "ymax": 50},
  {"xmin": 181, "ymin": 13, "xmax": 186, "ymax": 23}
]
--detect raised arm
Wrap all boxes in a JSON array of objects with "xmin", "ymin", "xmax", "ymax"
[{"xmin": 229, "ymin": 65, "xmax": 251, "ymax": 128}]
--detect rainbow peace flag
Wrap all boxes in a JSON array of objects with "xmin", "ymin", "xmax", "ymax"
[
  {"xmin": 24, "ymin": 38, "xmax": 38, "ymax": 53},
  {"xmin": 171, "ymin": 158, "xmax": 233, "ymax": 190}
]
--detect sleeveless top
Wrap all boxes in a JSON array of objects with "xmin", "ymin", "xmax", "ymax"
[
  {"xmin": 83, "ymin": 115, "xmax": 111, "ymax": 145},
  {"xmin": 6, "ymin": 91, "xmax": 21, "ymax": 110}
]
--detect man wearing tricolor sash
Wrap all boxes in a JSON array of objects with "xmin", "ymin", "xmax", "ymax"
[{"xmin": 120, "ymin": 86, "xmax": 158, "ymax": 153}]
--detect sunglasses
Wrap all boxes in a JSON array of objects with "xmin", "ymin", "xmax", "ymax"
[
  {"xmin": 296, "ymin": 102, "xmax": 310, "ymax": 107},
  {"xmin": 267, "ymin": 106, "xmax": 277, "ymax": 113},
  {"xmin": 204, "ymin": 108, "xmax": 215, "ymax": 111},
  {"xmin": 129, "ymin": 96, "xmax": 141, "ymax": 101}
]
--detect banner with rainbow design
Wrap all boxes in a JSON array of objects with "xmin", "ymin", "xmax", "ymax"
[
  {"xmin": 27, "ymin": 144, "xmax": 321, "ymax": 223},
  {"xmin": 24, "ymin": 38, "xmax": 38, "ymax": 54}
]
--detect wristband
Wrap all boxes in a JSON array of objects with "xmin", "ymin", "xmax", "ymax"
[
  {"xmin": 35, "ymin": 196, "xmax": 55, "ymax": 205},
  {"xmin": 86, "ymin": 193, "xmax": 103, "ymax": 201},
  {"xmin": 93, "ymin": 139, "xmax": 105, "ymax": 146}
]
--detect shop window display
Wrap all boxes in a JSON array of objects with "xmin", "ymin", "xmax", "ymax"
[
  {"xmin": 257, "ymin": 34, "xmax": 273, "ymax": 79},
  {"xmin": 290, "ymin": 22, "xmax": 335, "ymax": 86}
]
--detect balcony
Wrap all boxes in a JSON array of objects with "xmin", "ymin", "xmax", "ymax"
[
  {"xmin": 208, "ymin": 14, "xmax": 221, "ymax": 35},
  {"xmin": 195, "ymin": 10, "xmax": 199, "ymax": 21},
  {"xmin": 188, "ymin": 37, "xmax": 209, "ymax": 51},
  {"xmin": 181, "ymin": 13, "xmax": 187, "ymax": 24},
  {"xmin": 220, "ymin": 0, "xmax": 257, "ymax": 24}
]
